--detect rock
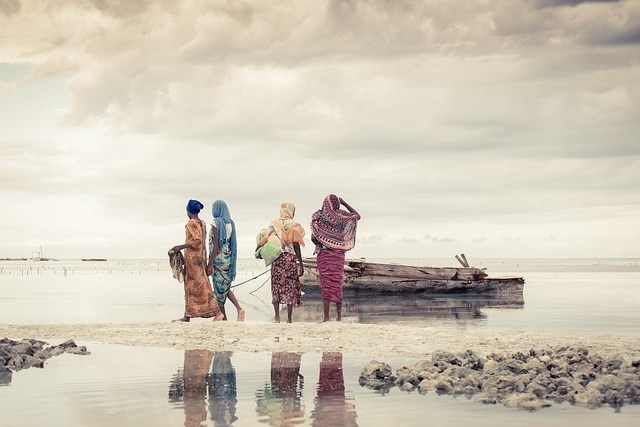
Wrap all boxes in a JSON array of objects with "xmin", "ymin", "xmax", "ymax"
[
  {"xmin": 0, "ymin": 338, "xmax": 90, "ymax": 384},
  {"xmin": 362, "ymin": 346, "xmax": 640, "ymax": 411},
  {"xmin": 574, "ymin": 388, "xmax": 604, "ymax": 408},
  {"xmin": 400, "ymin": 382, "xmax": 414, "ymax": 392},
  {"xmin": 502, "ymin": 392, "xmax": 550, "ymax": 410},
  {"xmin": 432, "ymin": 350, "xmax": 461, "ymax": 366},
  {"xmin": 359, "ymin": 360, "xmax": 396, "ymax": 392},
  {"xmin": 435, "ymin": 381, "xmax": 452, "ymax": 394},
  {"xmin": 418, "ymin": 378, "xmax": 439, "ymax": 393},
  {"xmin": 525, "ymin": 381, "xmax": 547, "ymax": 398},
  {"xmin": 460, "ymin": 350, "xmax": 486, "ymax": 371},
  {"xmin": 59, "ymin": 340, "xmax": 78, "ymax": 349},
  {"xmin": 66, "ymin": 346, "xmax": 90, "ymax": 355},
  {"xmin": 472, "ymin": 393, "xmax": 497, "ymax": 405},
  {"xmin": 483, "ymin": 360, "xmax": 500, "ymax": 375}
]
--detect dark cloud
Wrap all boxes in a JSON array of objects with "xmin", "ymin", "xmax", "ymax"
[
  {"xmin": 535, "ymin": 0, "xmax": 623, "ymax": 8},
  {"xmin": 424, "ymin": 234, "xmax": 456, "ymax": 243},
  {"xmin": 0, "ymin": 0, "xmax": 20, "ymax": 16},
  {"xmin": 360, "ymin": 234, "xmax": 385, "ymax": 244},
  {"xmin": 600, "ymin": 27, "xmax": 640, "ymax": 45}
]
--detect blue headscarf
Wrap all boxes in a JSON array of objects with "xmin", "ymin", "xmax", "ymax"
[
  {"xmin": 186, "ymin": 199, "xmax": 204, "ymax": 214},
  {"xmin": 211, "ymin": 199, "xmax": 237, "ymax": 281}
]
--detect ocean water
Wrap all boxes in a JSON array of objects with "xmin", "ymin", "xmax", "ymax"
[{"xmin": 1, "ymin": 258, "xmax": 639, "ymax": 426}]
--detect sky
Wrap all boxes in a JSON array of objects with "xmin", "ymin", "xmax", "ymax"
[{"xmin": 1, "ymin": 0, "xmax": 639, "ymax": 260}]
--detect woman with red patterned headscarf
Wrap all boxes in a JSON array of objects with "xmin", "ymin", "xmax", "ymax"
[{"xmin": 310, "ymin": 195, "xmax": 361, "ymax": 322}]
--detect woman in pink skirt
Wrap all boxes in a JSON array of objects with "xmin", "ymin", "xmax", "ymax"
[{"xmin": 310, "ymin": 195, "xmax": 361, "ymax": 322}]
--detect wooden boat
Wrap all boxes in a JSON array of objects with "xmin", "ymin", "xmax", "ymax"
[
  {"xmin": 81, "ymin": 258, "xmax": 107, "ymax": 262},
  {"xmin": 300, "ymin": 254, "xmax": 524, "ymax": 295}
]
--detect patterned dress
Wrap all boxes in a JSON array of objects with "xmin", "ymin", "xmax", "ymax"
[
  {"xmin": 269, "ymin": 202, "xmax": 305, "ymax": 307},
  {"xmin": 210, "ymin": 224, "xmax": 234, "ymax": 306},
  {"xmin": 271, "ymin": 252, "xmax": 302, "ymax": 306},
  {"xmin": 183, "ymin": 219, "xmax": 221, "ymax": 318}
]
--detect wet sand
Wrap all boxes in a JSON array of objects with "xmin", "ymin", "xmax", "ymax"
[{"xmin": 2, "ymin": 322, "xmax": 639, "ymax": 360}]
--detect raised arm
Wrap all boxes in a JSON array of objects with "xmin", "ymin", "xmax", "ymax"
[{"xmin": 339, "ymin": 197, "xmax": 361, "ymax": 220}]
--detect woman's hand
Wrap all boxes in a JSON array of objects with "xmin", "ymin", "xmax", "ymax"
[
  {"xmin": 206, "ymin": 265, "xmax": 213, "ymax": 276},
  {"xmin": 297, "ymin": 263, "xmax": 304, "ymax": 277},
  {"xmin": 170, "ymin": 245, "xmax": 181, "ymax": 253}
]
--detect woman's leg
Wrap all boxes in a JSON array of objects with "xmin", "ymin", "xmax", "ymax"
[
  {"xmin": 336, "ymin": 302, "xmax": 342, "ymax": 321},
  {"xmin": 219, "ymin": 305, "xmax": 228, "ymax": 321},
  {"xmin": 286, "ymin": 304, "xmax": 293, "ymax": 323},
  {"xmin": 227, "ymin": 290, "xmax": 245, "ymax": 321},
  {"xmin": 322, "ymin": 300, "xmax": 330, "ymax": 322},
  {"xmin": 273, "ymin": 302, "xmax": 281, "ymax": 323}
]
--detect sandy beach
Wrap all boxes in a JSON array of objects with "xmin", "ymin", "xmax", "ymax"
[{"xmin": 2, "ymin": 321, "xmax": 639, "ymax": 361}]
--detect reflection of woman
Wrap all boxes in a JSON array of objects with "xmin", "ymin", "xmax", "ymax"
[
  {"xmin": 169, "ymin": 350, "xmax": 239, "ymax": 427},
  {"xmin": 208, "ymin": 352, "xmax": 238, "ymax": 426},
  {"xmin": 311, "ymin": 352, "xmax": 358, "ymax": 426},
  {"xmin": 256, "ymin": 352, "xmax": 305, "ymax": 425},
  {"xmin": 260, "ymin": 202, "xmax": 305, "ymax": 323},
  {"xmin": 168, "ymin": 349, "xmax": 214, "ymax": 427},
  {"xmin": 171, "ymin": 199, "xmax": 223, "ymax": 322},
  {"xmin": 310, "ymin": 195, "xmax": 361, "ymax": 322},
  {"xmin": 207, "ymin": 200, "xmax": 245, "ymax": 321}
]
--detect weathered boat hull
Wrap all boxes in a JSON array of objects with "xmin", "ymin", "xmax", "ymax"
[{"xmin": 301, "ymin": 257, "xmax": 524, "ymax": 295}]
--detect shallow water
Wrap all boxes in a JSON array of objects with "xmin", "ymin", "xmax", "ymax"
[
  {"xmin": 1, "ymin": 343, "xmax": 639, "ymax": 427},
  {"xmin": 0, "ymin": 258, "xmax": 639, "ymax": 336},
  {"xmin": 1, "ymin": 258, "xmax": 640, "ymax": 425}
]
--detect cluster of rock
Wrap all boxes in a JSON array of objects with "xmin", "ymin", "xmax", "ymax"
[
  {"xmin": 359, "ymin": 345, "xmax": 640, "ymax": 410},
  {"xmin": 0, "ymin": 338, "xmax": 90, "ymax": 385}
]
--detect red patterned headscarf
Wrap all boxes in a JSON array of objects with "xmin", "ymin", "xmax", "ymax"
[{"xmin": 311, "ymin": 194, "xmax": 359, "ymax": 251}]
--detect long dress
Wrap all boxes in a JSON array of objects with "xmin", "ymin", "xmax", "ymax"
[
  {"xmin": 271, "ymin": 252, "xmax": 302, "ymax": 306},
  {"xmin": 316, "ymin": 247, "xmax": 346, "ymax": 303},
  {"xmin": 183, "ymin": 219, "xmax": 221, "ymax": 318},
  {"xmin": 269, "ymin": 202, "xmax": 305, "ymax": 307},
  {"xmin": 210, "ymin": 223, "xmax": 234, "ymax": 306}
]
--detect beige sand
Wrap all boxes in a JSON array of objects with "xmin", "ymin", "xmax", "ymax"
[{"xmin": 2, "ymin": 322, "xmax": 639, "ymax": 360}]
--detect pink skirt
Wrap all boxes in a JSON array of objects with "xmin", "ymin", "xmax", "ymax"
[{"xmin": 317, "ymin": 248, "xmax": 346, "ymax": 303}]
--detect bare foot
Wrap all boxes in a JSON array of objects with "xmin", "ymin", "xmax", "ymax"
[
  {"xmin": 274, "ymin": 318, "xmax": 281, "ymax": 323},
  {"xmin": 214, "ymin": 313, "xmax": 225, "ymax": 321},
  {"xmin": 237, "ymin": 308, "xmax": 245, "ymax": 322},
  {"xmin": 172, "ymin": 317, "xmax": 190, "ymax": 323}
]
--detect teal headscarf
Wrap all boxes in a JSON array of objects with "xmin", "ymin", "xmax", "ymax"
[{"xmin": 211, "ymin": 199, "xmax": 237, "ymax": 281}]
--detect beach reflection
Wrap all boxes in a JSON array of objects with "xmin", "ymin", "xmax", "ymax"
[
  {"xmin": 0, "ymin": 368, "xmax": 12, "ymax": 386},
  {"xmin": 255, "ymin": 352, "xmax": 305, "ymax": 426},
  {"xmin": 168, "ymin": 350, "xmax": 238, "ymax": 427},
  {"xmin": 294, "ymin": 294, "xmax": 524, "ymax": 323},
  {"xmin": 311, "ymin": 352, "xmax": 358, "ymax": 426}
]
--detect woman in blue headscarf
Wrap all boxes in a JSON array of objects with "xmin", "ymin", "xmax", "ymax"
[{"xmin": 206, "ymin": 200, "xmax": 245, "ymax": 321}]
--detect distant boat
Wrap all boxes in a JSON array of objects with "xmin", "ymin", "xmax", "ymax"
[
  {"xmin": 301, "ymin": 254, "xmax": 524, "ymax": 295},
  {"xmin": 81, "ymin": 258, "xmax": 107, "ymax": 262},
  {"xmin": 29, "ymin": 245, "xmax": 58, "ymax": 261}
]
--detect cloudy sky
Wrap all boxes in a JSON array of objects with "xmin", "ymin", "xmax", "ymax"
[{"xmin": 1, "ymin": 0, "xmax": 638, "ymax": 260}]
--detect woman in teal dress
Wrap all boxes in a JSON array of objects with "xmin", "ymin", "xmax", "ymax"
[{"xmin": 207, "ymin": 199, "xmax": 245, "ymax": 321}]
